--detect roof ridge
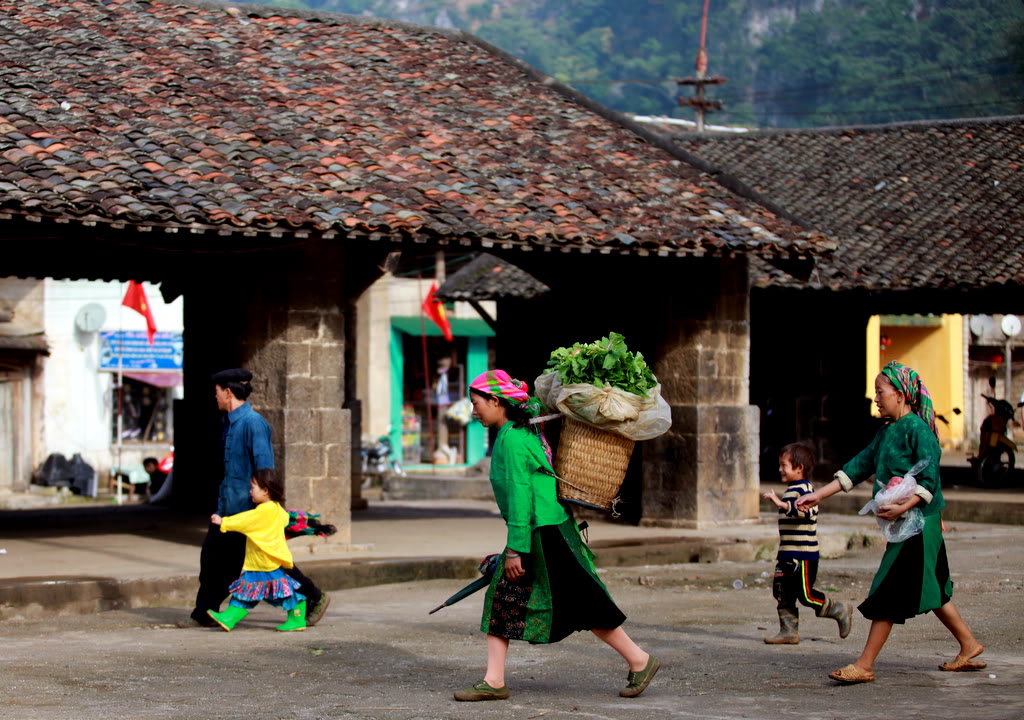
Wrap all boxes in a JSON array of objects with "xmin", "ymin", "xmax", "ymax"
[
  {"xmin": 675, "ymin": 114, "xmax": 1024, "ymax": 140},
  {"xmin": 160, "ymin": 0, "xmax": 468, "ymax": 38}
]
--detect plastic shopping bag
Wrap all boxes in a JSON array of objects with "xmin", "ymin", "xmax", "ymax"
[
  {"xmin": 859, "ymin": 457, "xmax": 930, "ymax": 543},
  {"xmin": 534, "ymin": 371, "xmax": 671, "ymax": 441}
]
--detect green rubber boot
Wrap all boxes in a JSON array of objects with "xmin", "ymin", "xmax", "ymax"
[
  {"xmin": 207, "ymin": 605, "xmax": 249, "ymax": 632},
  {"xmin": 276, "ymin": 601, "xmax": 307, "ymax": 632}
]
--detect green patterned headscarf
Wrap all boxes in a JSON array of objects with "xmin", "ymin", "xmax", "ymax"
[{"xmin": 881, "ymin": 361, "xmax": 938, "ymax": 438}]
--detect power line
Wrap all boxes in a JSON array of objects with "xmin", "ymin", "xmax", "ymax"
[
  {"xmin": 565, "ymin": 55, "xmax": 1022, "ymax": 115},
  {"xmin": 716, "ymin": 61, "xmax": 1019, "ymax": 104},
  {"xmin": 716, "ymin": 54, "xmax": 1019, "ymax": 97},
  {"xmin": 565, "ymin": 54, "xmax": 1017, "ymax": 92},
  {"xmin": 753, "ymin": 68, "xmax": 1019, "ymax": 106},
  {"xmin": 719, "ymin": 97, "xmax": 1023, "ymax": 120}
]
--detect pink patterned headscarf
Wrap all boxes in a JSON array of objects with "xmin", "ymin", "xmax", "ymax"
[
  {"xmin": 470, "ymin": 369, "xmax": 552, "ymax": 465},
  {"xmin": 470, "ymin": 370, "xmax": 531, "ymax": 407}
]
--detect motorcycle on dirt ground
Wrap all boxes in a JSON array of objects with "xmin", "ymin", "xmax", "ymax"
[
  {"xmin": 967, "ymin": 394, "xmax": 1021, "ymax": 487},
  {"xmin": 360, "ymin": 434, "xmax": 405, "ymax": 488}
]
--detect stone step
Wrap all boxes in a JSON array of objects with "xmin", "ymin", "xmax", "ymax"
[{"xmin": 381, "ymin": 473, "xmax": 493, "ymax": 501}]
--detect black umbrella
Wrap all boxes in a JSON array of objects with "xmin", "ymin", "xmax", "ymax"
[{"xmin": 428, "ymin": 553, "xmax": 499, "ymax": 614}]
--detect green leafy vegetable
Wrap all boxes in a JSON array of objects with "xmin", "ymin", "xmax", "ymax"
[{"xmin": 545, "ymin": 332, "xmax": 656, "ymax": 396}]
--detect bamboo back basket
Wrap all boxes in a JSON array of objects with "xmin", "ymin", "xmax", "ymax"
[{"xmin": 554, "ymin": 417, "xmax": 635, "ymax": 512}]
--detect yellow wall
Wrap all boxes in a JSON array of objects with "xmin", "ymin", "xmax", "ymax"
[{"xmin": 866, "ymin": 315, "xmax": 965, "ymax": 448}]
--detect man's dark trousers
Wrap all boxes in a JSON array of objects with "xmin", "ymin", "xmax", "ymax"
[{"xmin": 190, "ymin": 524, "xmax": 322, "ymax": 625}]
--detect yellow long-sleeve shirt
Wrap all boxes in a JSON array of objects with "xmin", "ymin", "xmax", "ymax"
[{"xmin": 220, "ymin": 501, "xmax": 294, "ymax": 571}]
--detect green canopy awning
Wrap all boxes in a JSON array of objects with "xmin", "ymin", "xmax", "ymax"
[{"xmin": 391, "ymin": 316, "xmax": 495, "ymax": 338}]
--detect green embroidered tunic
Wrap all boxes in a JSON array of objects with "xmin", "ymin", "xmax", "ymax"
[
  {"xmin": 489, "ymin": 422, "xmax": 571, "ymax": 552},
  {"xmin": 837, "ymin": 413, "xmax": 953, "ymax": 616},
  {"xmin": 480, "ymin": 421, "xmax": 618, "ymax": 642}
]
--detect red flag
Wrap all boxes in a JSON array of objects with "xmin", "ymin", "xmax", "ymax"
[
  {"xmin": 421, "ymin": 282, "xmax": 453, "ymax": 341},
  {"xmin": 122, "ymin": 280, "xmax": 157, "ymax": 344}
]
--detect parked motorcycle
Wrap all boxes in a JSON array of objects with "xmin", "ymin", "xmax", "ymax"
[
  {"xmin": 968, "ymin": 394, "xmax": 1020, "ymax": 487},
  {"xmin": 360, "ymin": 434, "xmax": 405, "ymax": 488}
]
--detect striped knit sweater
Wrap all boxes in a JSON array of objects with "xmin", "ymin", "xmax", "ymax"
[{"xmin": 775, "ymin": 479, "xmax": 819, "ymax": 560}]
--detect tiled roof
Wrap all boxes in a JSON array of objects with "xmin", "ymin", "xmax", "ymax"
[
  {"xmin": 436, "ymin": 253, "xmax": 549, "ymax": 301},
  {"xmin": 0, "ymin": 320, "xmax": 48, "ymax": 352},
  {"xmin": 673, "ymin": 116, "xmax": 1024, "ymax": 289},
  {"xmin": 0, "ymin": 0, "xmax": 833, "ymax": 259},
  {"xmin": 0, "ymin": 333, "xmax": 48, "ymax": 352}
]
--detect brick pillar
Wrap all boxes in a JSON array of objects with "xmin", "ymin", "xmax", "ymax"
[{"xmin": 641, "ymin": 257, "xmax": 760, "ymax": 528}]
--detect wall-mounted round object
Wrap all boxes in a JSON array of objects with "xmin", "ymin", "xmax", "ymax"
[
  {"xmin": 74, "ymin": 303, "xmax": 107, "ymax": 333},
  {"xmin": 1001, "ymin": 314, "xmax": 1021, "ymax": 338},
  {"xmin": 968, "ymin": 315, "xmax": 991, "ymax": 337}
]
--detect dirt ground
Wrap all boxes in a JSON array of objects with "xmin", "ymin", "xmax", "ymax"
[{"xmin": 1, "ymin": 520, "xmax": 1021, "ymax": 720}]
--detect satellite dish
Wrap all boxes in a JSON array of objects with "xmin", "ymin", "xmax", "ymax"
[
  {"xmin": 968, "ymin": 315, "xmax": 991, "ymax": 338},
  {"xmin": 1001, "ymin": 314, "xmax": 1021, "ymax": 338},
  {"xmin": 74, "ymin": 303, "xmax": 106, "ymax": 333}
]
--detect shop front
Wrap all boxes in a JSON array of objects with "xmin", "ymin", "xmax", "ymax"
[{"xmin": 388, "ymin": 316, "xmax": 493, "ymax": 469}]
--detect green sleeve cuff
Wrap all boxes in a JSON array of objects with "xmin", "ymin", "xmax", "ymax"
[{"xmin": 506, "ymin": 524, "xmax": 531, "ymax": 553}]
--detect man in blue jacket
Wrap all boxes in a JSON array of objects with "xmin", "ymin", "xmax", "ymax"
[{"xmin": 188, "ymin": 368, "xmax": 330, "ymax": 627}]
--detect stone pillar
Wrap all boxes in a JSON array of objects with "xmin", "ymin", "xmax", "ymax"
[
  {"xmin": 642, "ymin": 257, "xmax": 760, "ymax": 528},
  {"xmin": 246, "ymin": 245, "xmax": 352, "ymax": 546}
]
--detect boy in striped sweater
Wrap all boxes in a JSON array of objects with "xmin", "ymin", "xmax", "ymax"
[{"xmin": 761, "ymin": 443, "xmax": 852, "ymax": 644}]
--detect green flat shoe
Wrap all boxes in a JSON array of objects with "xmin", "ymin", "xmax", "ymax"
[
  {"xmin": 620, "ymin": 655, "xmax": 661, "ymax": 698},
  {"xmin": 453, "ymin": 680, "xmax": 509, "ymax": 702},
  {"xmin": 305, "ymin": 593, "xmax": 331, "ymax": 627}
]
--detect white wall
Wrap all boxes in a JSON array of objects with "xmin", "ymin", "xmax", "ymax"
[
  {"xmin": 356, "ymin": 276, "xmax": 393, "ymax": 443},
  {"xmin": 41, "ymin": 279, "xmax": 183, "ymax": 474}
]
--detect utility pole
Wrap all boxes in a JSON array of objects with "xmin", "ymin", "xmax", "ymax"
[
  {"xmin": 1001, "ymin": 314, "xmax": 1021, "ymax": 403},
  {"xmin": 678, "ymin": 0, "xmax": 726, "ymax": 132},
  {"xmin": 434, "ymin": 251, "xmax": 448, "ymax": 464}
]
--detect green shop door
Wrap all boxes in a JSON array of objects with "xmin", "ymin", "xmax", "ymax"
[{"xmin": 389, "ymin": 317, "xmax": 491, "ymax": 467}]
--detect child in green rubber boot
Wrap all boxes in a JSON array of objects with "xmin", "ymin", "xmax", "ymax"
[{"xmin": 208, "ymin": 470, "xmax": 306, "ymax": 632}]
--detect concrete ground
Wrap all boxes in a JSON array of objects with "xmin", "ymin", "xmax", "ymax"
[
  {"xmin": 5, "ymin": 481, "xmax": 1022, "ymax": 619},
  {"xmin": 1, "ymin": 515, "xmax": 1021, "ymax": 720},
  {"xmin": 0, "ymin": 482, "xmax": 1022, "ymax": 719}
]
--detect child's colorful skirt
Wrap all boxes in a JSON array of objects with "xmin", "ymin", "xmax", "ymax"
[{"xmin": 228, "ymin": 569, "xmax": 303, "ymax": 610}]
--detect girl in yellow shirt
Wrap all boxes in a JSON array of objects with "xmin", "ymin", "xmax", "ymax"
[{"xmin": 208, "ymin": 470, "xmax": 306, "ymax": 632}]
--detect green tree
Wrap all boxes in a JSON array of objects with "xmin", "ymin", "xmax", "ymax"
[{"xmin": 235, "ymin": 0, "xmax": 1024, "ymax": 128}]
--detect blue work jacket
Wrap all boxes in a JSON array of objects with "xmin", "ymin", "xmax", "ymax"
[{"xmin": 218, "ymin": 402, "xmax": 275, "ymax": 516}]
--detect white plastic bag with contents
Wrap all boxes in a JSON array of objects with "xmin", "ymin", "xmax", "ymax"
[
  {"xmin": 859, "ymin": 457, "xmax": 930, "ymax": 543},
  {"xmin": 534, "ymin": 371, "xmax": 671, "ymax": 441}
]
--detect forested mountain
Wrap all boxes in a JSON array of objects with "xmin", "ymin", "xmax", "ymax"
[{"xmin": 238, "ymin": 0, "xmax": 1024, "ymax": 129}]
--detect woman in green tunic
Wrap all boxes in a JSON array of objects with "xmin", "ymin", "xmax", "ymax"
[
  {"xmin": 798, "ymin": 361, "xmax": 985, "ymax": 684},
  {"xmin": 453, "ymin": 370, "xmax": 660, "ymax": 702}
]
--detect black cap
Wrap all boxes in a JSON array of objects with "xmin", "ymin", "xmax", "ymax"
[{"xmin": 211, "ymin": 368, "xmax": 252, "ymax": 385}]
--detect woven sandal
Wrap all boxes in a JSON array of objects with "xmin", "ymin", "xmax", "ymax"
[
  {"xmin": 939, "ymin": 646, "xmax": 987, "ymax": 672},
  {"xmin": 828, "ymin": 664, "xmax": 875, "ymax": 684}
]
